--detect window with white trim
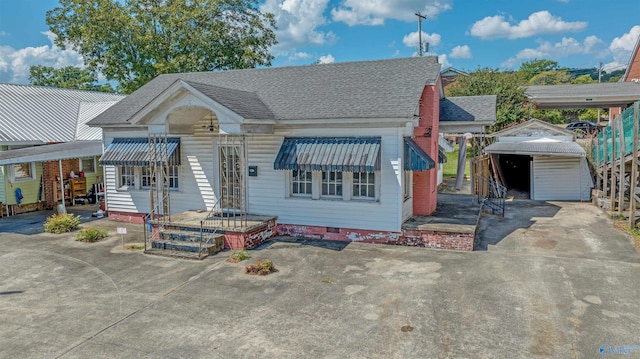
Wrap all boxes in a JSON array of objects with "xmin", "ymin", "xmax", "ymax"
[
  {"xmin": 8, "ymin": 163, "xmax": 35, "ymax": 182},
  {"xmin": 167, "ymin": 165, "xmax": 179, "ymax": 189},
  {"xmin": 80, "ymin": 157, "xmax": 96, "ymax": 173},
  {"xmin": 353, "ymin": 172, "xmax": 375, "ymax": 199},
  {"xmin": 141, "ymin": 166, "xmax": 152, "ymax": 188},
  {"xmin": 321, "ymin": 171, "xmax": 343, "ymax": 198},
  {"xmin": 140, "ymin": 165, "xmax": 180, "ymax": 190},
  {"xmin": 291, "ymin": 170, "xmax": 312, "ymax": 196},
  {"xmin": 404, "ymin": 171, "xmax": 412, "ymax": 200},
  {"xmin": 119, "ymin": 166, "xmax": 135, "ymax": 188}
]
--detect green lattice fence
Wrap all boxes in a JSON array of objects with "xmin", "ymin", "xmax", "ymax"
[{"xmin": 593, "ymin": 104, "xmax": 639, "ymax": 166}]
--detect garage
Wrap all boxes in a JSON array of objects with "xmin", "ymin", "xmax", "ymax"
[{"xmin": 484, "ymin": 119, "xmax": 593, "ymax": 201}]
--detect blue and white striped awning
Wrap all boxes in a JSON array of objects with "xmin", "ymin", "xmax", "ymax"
[
  {"xmin": 99, "ymin": 137, "xmax": 181, "ymax": 166},
  {"xmin": 404, "ymin": 137, "xmax": 435, "ymax": 171},
  {"xmin": 274, "ymin": 137, "xmax": 381, "ymax": 172}
]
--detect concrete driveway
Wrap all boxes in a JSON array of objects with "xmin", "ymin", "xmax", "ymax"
[{"xmin": 1, "ymin": 200, "xmax": 639, "ymax": 358}]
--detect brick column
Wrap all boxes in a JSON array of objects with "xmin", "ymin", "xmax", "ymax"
[{"xmin": 412, "ymin": 82, "xmax": 440, "ymax": 216}]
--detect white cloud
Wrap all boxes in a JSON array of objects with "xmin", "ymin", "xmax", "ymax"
[
  {"xmin": 605, "ymin": 25, "xmax": 640, "ymax": 71},
  {"xmin": 500, "ymin": 36, "xmax": 605, "ymax": 69},
  {"xmin": 331, "ymin": 0, "xmax": 452, "ymax": 26},
  {"xmin": 288, "ymin": 51, "xmax": 312, "ymax": 61},
  {"xmin": 449, "ymin": 45, "xmax": 472, "ymax": 59},
  {"xmin": 318, "ymin": 54, "xmax": 335, "ymax": 64},
  {"xmin": 261, "ymin": 0, "xmax": 335, "ymax": 56},
  {"xmin": 0, "ymin": 31, "xmax": 84, "ymax": 84},
  {"xmin": 438, "ymin": 54, "xmax": 451, "ymax": 68},
  {"xmin": 470, "ymin": 11, "xmax": 587, "ymax": 40},
  {"xmin": 402, "ymin": 31, "xmax": 441, "ymax": 51}
]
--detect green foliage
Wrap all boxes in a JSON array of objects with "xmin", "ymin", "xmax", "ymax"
[
  {"xmin": 76, "ymin": 227, "xmax": 109, "ymax": 242},
  {"xmin": 518, "ymin": 59, "xmax": 560, "ymax": 81},
  {"xmin": 228, "ymin": 250, "xmax": 251, "ymax": 263},
  {"xmin": 44, "ymin": 213, "xmax": 81, "ymax": 234},
  {"xmin": 526, "ymin": 70, "xmax": 571, "ymax": 85},
  {"xmin": 245, "ymin": 259, "xmax": 276, "ymax": 275},
  {"xmin": 445, "ymin": 67, "xmax": 528, "ymax": 131},
  {"xmin": 29, "ymin": 65, "xmax": 114, "ymax": 92},
  {"xmin": 572, "ymin": 74, "xmax": 595, "ymax": 84},
  {"xmin": 46, "ymin": 0, "xmax": 277, "ymax": 93}
]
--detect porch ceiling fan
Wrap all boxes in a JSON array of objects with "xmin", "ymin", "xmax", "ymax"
[{"xmin": 202, "ymin": 112, "xmax": 219, "ymax": 132}]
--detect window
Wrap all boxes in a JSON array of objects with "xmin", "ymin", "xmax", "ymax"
[
  {"xmin": 167, "ymin": 165, "xmax": 179, "ymax": 189},
  {"xmin": 140, "ymin": 166, "xmax": 179, "ymax": 189},
  {"xmin": 141, "ymin": 166, "xmax": 152, "ymax": 188},
  {"xmin": 119, "ymin": 166, "xmax": 135, "ymax": 188},
  {"xmin": 291, "ymin": 170, "xmax": 312, "ymax": 196},
  {"xmin": 11, "ymin": 163, "xmax": 34, "ymax": 182},
  {"xmin": 404, "ymin": 171, "xmax": 412, "ymax": 200},
  {"xmin": 321, "ymin": 171, "xmax": 342, "ymax": 197},
  {"xmin": 80, "ymin": 157, "xmax": 96, "ymax": 173},
  {"xmin": 353, "ymin": 172, "xmax": 375, "ymax": 199}
]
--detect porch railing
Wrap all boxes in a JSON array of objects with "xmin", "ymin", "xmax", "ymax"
[
  {"xmin": 477, "ymin": 176, "xmax": 506, "ymax": 217},
  {"xmin": 200, "ymin": 197, "xmax": 223, "ymax": 255}
]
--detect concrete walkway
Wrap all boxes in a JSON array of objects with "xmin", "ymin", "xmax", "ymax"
[{"xmin": 1, "ymin": 201, "xmax": 639, "ymax": 358}]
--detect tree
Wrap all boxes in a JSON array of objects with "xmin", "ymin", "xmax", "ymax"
[
  {"xmin": 445, "ymin": 67, "xmax": 529, "ymax": 131},
  {"xmin": 571, "ymin": 74, "xmax": 595, "ymax": 84},
  {"xmin": 518, "ymin": 59, "xmax": 560, "ymax": 81},
  {"xmin": 29, "ymin": 65, "xmax": 114, "ymax": 92},
  {"xmin": 526, "ymin": 70, "xmax": 571, "ymax": 86},
  {"xmin": 46, "ymin": 0, "xmax": 277, "ymax": 93}
]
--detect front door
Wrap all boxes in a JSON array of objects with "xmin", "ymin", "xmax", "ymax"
[{"xmin": 219, "ymin": 144, "xmax": 243, "ymax": 212}]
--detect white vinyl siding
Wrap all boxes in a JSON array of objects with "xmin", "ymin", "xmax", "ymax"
[
  {"xmin": 532, "ymin": 156, "xmax": 592, "ymax": 201},
  {"xmin": 247, "ymin": 127, "xmax": 403, "ymax": 232}
]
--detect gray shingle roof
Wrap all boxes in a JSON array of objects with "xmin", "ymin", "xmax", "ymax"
[
  {"xmin": 439, "ymin": 95, "xmax": 497, "ymax": 122},
  {"xmin": 0, "ymin": 84, "xmax": 124, "ymax": 143},
  {"xmin": 89, "ymin": 56, "xmax": 442, "ymax": 125},
  {"xmin": 185, "ymin": 81, "xmax": 275, "ymax": 120}
]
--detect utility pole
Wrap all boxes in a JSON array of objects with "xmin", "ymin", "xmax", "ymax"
[
  {"xmin": 415, "ymin": 12, "xmax": 427, "ymax": 56},
  {"xmin": 598, "ymin": 61, "xmax": 603, "ymax": 124}
]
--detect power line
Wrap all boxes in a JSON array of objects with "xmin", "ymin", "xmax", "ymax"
[{"xmin": 415, "ymin": 12, "xmax": 426, "ymax": 56}]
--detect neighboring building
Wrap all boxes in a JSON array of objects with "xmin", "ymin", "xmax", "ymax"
[
  {"xmin": 0, "ymin": 84, "xmax": 124, "ymax": 215},
  {"xmin": 610, "ymin": 34, "xmax": 640, "ymax": 118},
  {"xmin": 89, "ymin": 57, "xmax": 494, "ymax": 248},
  {"xmin": 440, "ymin": 67, "xmax": 468, "ymax": 89},
  {"xmin": 484, "ymin": 119, "xmax": 593, "ymax": 201}
]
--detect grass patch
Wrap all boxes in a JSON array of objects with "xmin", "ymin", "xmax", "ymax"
[
  {"xmin": 245, "ymin": 259, "xmax": 277, "ymax": 275},
  {"xmin": 122, "ymin": 244, "xmax": 145, "ymax": 250},
  {"xmin": 321, "ymin": 278, "xmax": 335, "ymax": 284},
  {"xmin": 612, "ymin": 219, "xmax": 640, "ymax": 252},
  {"xmin": 76, "ymin": 227, "xmax": 109, "ymax": 242},
  {"xmin": 227, "ymin": 250, "xmax": 251, "ymax": 263},
  {"xmin": 442, "ymin": 143, "xmax": 471, "ymax": 178},
  {"xmin": 44, "ymin": 213, "xmax": 81, "ymax": 234}
]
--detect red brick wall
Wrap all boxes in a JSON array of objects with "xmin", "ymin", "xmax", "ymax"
[
  {"xmin": 108, "ymin": 211, "xmax": 147, "ymax": 224},
  {"xmin": 277, "ymin": 223, "xmax": 474, "ymax": 251},
  {"xmin": 412, "ymin": 81, "xmax": 441, "ymax": 215},
  {"xmin": 42, "ymin": 159, "xmax": 80, "ymax": 209},
  {"xmin": 226, "ymin": 218, "xmax": 277, "ymax": 249}
]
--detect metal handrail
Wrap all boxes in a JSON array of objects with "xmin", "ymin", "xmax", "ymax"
[
  {"xmin": 200, "ymin": 198, "xmax": 223, "ymax": 257},
  {"xmin": 478, "ymin": 176, "xmax": 506, "ymax": 217}
]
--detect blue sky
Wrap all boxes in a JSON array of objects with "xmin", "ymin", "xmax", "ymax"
[{"xmin": 1, "ymin": 0, "xmax": 639, "ymax": 84}]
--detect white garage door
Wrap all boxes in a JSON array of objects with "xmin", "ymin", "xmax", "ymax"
[{"xmin": 532, "ymin": 156, "xmax": 591, "ymax": 201}]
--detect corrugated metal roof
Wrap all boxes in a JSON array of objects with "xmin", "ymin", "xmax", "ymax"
[
  {"xmin": 0, "ymin": 141, "xmax": 103, "ymax": 165},
  {"xmin": 89, "ymin": 56, "xmax": 442, "ymax": 125},
  {"xmin": 99, "ymin": 138, "xmax": 180, "ymax": 166},
  {"xmin": 484, "ymin": 140, "xmax": 585, "ymax": 157},
  {"xmin": 0, "ymin": 84, "xmax": 124, "ymax": 143},
  {"xmin": 274, "ymin": 137, "xmax": 381, "ymax": 173},
  {"xmin": 404, "ymin": 138, "xmax": 436, "ymax": 171},
  {"xmin": 76, "ymin": 101, "xmax": 119, "ymax": 141}
]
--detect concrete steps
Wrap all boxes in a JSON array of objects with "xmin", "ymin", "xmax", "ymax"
[{"xmin": 147, "ymin": 228, "xmax": 224, "ymax": 259}]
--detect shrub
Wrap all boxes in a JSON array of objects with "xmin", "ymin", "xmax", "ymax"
[
  {"xmin": 76, "ymin": 228, "xmax": 109, "ymax": 242},
  {"xmin": 227, "ymin": 250, "xmax": 251, "ymax": 263},
  {"xmin": 44, "ymin": 213, "xmax": 81, "ymax": 234},
  {"xmin": 245, "ymin": 259, "xmax": 276, "ymax": 275}
]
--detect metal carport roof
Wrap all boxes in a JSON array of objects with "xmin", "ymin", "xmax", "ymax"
[
  {"xmin": 526, "ymin": 82, "xmax": 640, "ymax": 109},
  {"xmin": 0, "ymin": 141, "xmax": 103, "ymax": 165},
  {"xmin": 484, "ymin": 140, "xmax": 586, "ymax": 157}
]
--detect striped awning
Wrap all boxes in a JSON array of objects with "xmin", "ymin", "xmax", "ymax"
[
  {"xmin": 404, "ymin": 137, "xmax": 435, "ymax": 171},
  {"xmin": 438, "ymin": 149, "xmax": 447, "ymax": 164},
  {"xmin": 274, "ymin": 137, "xmax": 381, "ymax": 172},
  {"xmin": 99, "ymin": 137, "xmax": 181, "ymax": 166}
]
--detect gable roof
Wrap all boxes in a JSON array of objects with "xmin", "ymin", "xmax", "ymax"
[
  {"xmin": 88, "ymin": 56, "xmax": 442, "ymax": 126},
  {"xmin": 439, "ymin": 95, "xmax": 497, "ymax": 123},
  {"xmin": 622, "ymin": 34, "xmax": 640, "ymax": 82},
  {"xmin": 488, "ymin": 118, "xmax": 575, "ymax": 138},
  {"xmin": 0, "ymin": 84, "xmax": 124, "ymax": 143}
]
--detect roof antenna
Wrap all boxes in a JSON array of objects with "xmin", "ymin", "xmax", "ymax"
[{"xmin": 415, "ymin": 12, "xmax": 427, "ymax": 56}]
